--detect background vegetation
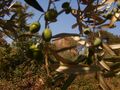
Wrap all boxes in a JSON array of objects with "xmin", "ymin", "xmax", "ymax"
[{"xmin": 0, "ymin": 0, "xmax": 120, "ymax": 90}]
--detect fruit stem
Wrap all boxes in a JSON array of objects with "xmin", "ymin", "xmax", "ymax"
[
  {"xmin": 58, "ymin": 9, "xmax": 65, "ymax": 15},
  {"xmin": 47, "ymin": 0, "xmax": 52, "ymax": 10},
  {"xmin": 38, "ymin": 14, "xmax": 44, "ymax": 22},
  {"xmin": 45, "ymin": 18, "xmax": 47, "ymax": 28},
  {"xmin": 52, "ymin": 2, "xmax": 57, "ymax": 10},
  {"xmin": 45, "ymin": 52, "xmax": 50, "ymax": 77}
]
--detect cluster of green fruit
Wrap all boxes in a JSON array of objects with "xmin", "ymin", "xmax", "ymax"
[
  {"xmin": 29, "ymin": 22, "xmax": 52, "ymax": 42},
  {"xmin": 44, "ymin": 2, "xmax": 73, "ymax": 22},
  {"xmin": 28, "ymin": 21, "xmax": 52, "ymax": 61},
  {"xmin": 26, "ymin": 44, "xmax": 43, "ymax": 61},
  {"xmin": 44, "ymin": 1, "xmax": 72, "ymax": 23}
]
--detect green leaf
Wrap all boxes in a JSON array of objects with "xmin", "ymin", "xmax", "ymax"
[
  {"xmin": 99, "ymin": 60, "xmax": 110, "ymax": 71},
  {"xmin": 24, "ymin": 0, "xmax": 44, "ymax": 12},
  {"xmin": 102, "ymin": 43, "xmax": 116, "ymax": 56}
]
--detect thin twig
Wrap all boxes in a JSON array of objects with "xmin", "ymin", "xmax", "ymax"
[
  {"xmin": 45, "ymin": 0, "xmax": 52, "ymax": 28},
  {"xmin": 45, "ymin": 52, "xmax": 50, "ymax": 76},
  {"xmin": 61, "ymin": 74, "xmax": 77, "ymax": 90},
  {"xmin": 38, "ymin": 14, "xmax": 44, "ymax": 22},
  {"xmin": 8, "ymin": 1, "xmax": 16, "ymax": 9},
  {"xmin": 77, "ymin": 0, "xmax": 82, "ymax": 34}
]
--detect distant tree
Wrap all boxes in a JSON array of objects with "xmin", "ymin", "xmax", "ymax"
[
  {"xmin": 100, "ymin": 30, "xmax": 120, "ymax": 44},
  {"xmin": 0, "ymin": 0, "xmax": 33, "ymax": 41}
]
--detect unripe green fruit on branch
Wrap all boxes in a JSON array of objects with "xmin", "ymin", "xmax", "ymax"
[
  {"xmin": 62, "ymin": 2, "xmax": 70, "ymax": 9},
  {"xmin": 45, "ymin": 9, "xmax": 58, "ymax": 22},
  {"xmin": 29, "ymin": 22, "xmax": 41, "ymax": 33},
  {"xmin": 27, "ymin": 44, "xmax": 43, "ymax": 61},
  {"xmin": 83, "ymin": 28, "xmax": 90, "ymax": 35},
  {"xmin": 93, "ymin": 38, "xmax": 102, "ymax": 47},
  {"xmin": 29, "ymin": 44, "xmax": 39, "ymax": 51},
  {"xmin": 65, "ymin": 7, "xmax": 71, "ymax": 14},
  {"xmin": 42, "ymin": 28, "xmax": 52, "ymax": 42},
  {"xmin": 29, "ymin": 44, "xmax": 40, "ymax": 59},
  {"xmin": 62, "ymin": 2, "xmax": 71, "ymax": 14}
]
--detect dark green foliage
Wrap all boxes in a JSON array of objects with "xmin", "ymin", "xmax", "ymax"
[
  {"xmin": 65, "ymin": 7, "xmax": 72, "ymax": 14},
  {"xmin": 0, "ymin": 1, "xmax": 33, "ymax": 40},
  {"xmin": 0, "ymin": 0, "xmax": 13, "ymax": 17},
  {"xmin": 0, "ymin": 1, "xmax": 46, "ymax": 89},
  {"xmin": 62, "ymin": 2, "xmax": 70, "ymax": 9}
]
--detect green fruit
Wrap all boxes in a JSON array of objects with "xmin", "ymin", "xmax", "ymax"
[
  {"xmin": 42, "ymin": 28, "xmax": 52, "ymax": 42},
  {"xmin": 28, "ymin": 44, "xmax": 43, "ymax": 61},
  {"xmin": 29, "ymin": 22, "xmax": 41, "ymax": 33},
  {"xmin": 61, "ymin": 2, "xmax": 71, "ymax": 14},
  {"xmin": 83, "ymin": 28, "xmax": 90, "ymax": 35},
  {"xmin": 65, "ymin": 7, "xmax": 71, "ymax": 14},
  {"xmin": 30, "ymin": 44, "xmax": 39, "ymax": 51},
  {"xmin": 62, "ymin": 2, "xmax": 70, "ymax": 9},
  {"xmin": 93, "ymin": 38, "xmax": 102, "ymax": 47},
  {"xmin": 26, "ymin": 44, "xmax": 39, "ymax": 58},
  {"xmin": 45, "ymin": 9, "xmax": 58, "ymax": 22}
]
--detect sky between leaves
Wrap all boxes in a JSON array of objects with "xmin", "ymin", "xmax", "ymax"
[{"xmin": 19, "ymin": 0, "xmax": 120, "ymax": 36}]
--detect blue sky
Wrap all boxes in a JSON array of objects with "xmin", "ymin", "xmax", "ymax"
[
  {"xmin": 25, "ymin": 0, "xmax": 79, "ymax": 35},
  {"xmin": 22, "ymin": 0, "xmax": 120, "ymax": 35}
]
